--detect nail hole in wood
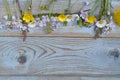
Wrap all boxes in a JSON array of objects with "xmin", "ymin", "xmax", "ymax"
[{"xmin": 18, "ymin": 55, "xmax": 27, "ymax": 64}]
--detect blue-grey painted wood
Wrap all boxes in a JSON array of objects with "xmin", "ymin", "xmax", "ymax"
[
  {"xmin": 0, "ymin": 0, "xmax": 120, "ymax": 79},
  {"xmin": 0, "ymin": 37, "xmax": 119, "ymax": 76},
  {"xmin": 0, "ymin": 0, "xmax": 119, "ymax": 18},
  {"xmin": 0, "ymin": 76, "xmax": 120, "ymax": 80}
]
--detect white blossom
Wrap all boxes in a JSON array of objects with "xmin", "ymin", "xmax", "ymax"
[{"xmin": 96, "ymin": 20, "xmax": 107, "ymax": 28}]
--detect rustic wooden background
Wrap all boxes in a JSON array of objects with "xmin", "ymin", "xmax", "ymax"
[{"xmin": 0, "ymin": 0, "xmax": 120, "ymax": 80}]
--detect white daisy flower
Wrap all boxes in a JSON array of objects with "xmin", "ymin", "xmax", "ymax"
[
  {"xmin": 72, "ymin": 14, "xmax": 80, "ymax": 21},
  {"xmin": 12, "ymin": 16, "xmax": 16, "ymax": 20},
  {"xmin": 66, "ymin": 15, "xmax": 73, "ymax": 22},
  {"xmin": 5, "ymin": 21, "xmax": 11, "ymax": 25},
  {"xmin": 28, "ymin": 22, "xmax": 36, "ymax": 28},
  {"xmin": 51, "ymin": 16, "xmax": 58, "ymax": 21},
  {"xmin": 96, "ymin": 20, "xmax": 107, "ymax": 28},
  {"xmin": 3, "ymin": 15, "xmax": 8, "ymax": 20}
]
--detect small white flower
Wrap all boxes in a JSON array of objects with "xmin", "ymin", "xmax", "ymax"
[
  {"xmin": 0, "ymin": 22, "xmax": 3, "ymax": 29},
  {"xmin": 5, "ymin": 21, "xmax": 11, "ymax": 25},
  {"xmin": 35, "ymin": 18, "xmax": 40, "ymax": 21},
  {"xmin": 80, "ymin": 11, "xmax": 88, "ymax": 20},
  {"xmin": 42, "ymin": 15, "xmax": 50, "ymax": 22},
  {"xmin": 105, "ymin": 16, "xmax": 114, "ymax": 28},
  {"xmin": 3, "ymin": 15, "xmax": 8, "ymax": 20},
  {"xmin": 20, "ymin": 26, "xmax": 27, "ymax": 31},
  {"xmin": 39, "ymin": 21, "xmax": 46, "ymax": 27},
  {"xmin": 12, "ymin": 16, "xmax": 16, "ymax": 20},
  {"xmin": 96, "ymin": 20, "xmax": 107, "ymax": 28},
  {"xmin": 51, "ymin": 16, "xmax": 58, "ymax": 21},
  {"xmin": 72, "ymin": 14, "xmax": 80, "ymax": 21},
  {"xmin": 105, "ymin": 26, "xmax": 112, "ymax": 32},
  {"xmin": 28, "ymin": 22, "xmax": 36, "ymax": 28},
  {"xmin": 66, "ymin": 15, "xmax": 73, "ymax": 22},
  {"xmin": 107, "ymin": 11, "xmax": 111, "ymax": 15},
  {"xmin": 85, "ymin": 1, "xmax": 90, "ymax": 5}
]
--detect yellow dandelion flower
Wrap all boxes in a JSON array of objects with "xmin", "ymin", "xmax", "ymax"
[
  {"xmin": 114, "ymin": 8, "xmax": 120, "ymax": 26},
  {"xmin": 22, "ymin": 13, "xmax": 34, "ymax": 23},
  {"xmin": 86, "ymin": 16, "xmax": 96, "ymax": 24},
  {"xmin": 58, "ymin": 14, "xmax": 67, "ymax": 22}
]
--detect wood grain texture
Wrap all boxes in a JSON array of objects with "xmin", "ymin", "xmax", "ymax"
[
  {"xmin": 0, "ymin": 37, "xmax": 120, "ymax": 76},
  {"xmin": 0, "ymin": 76, "xmax": 120, "ymax": 80}
]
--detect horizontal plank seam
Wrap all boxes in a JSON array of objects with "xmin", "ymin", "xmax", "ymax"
[
  {"xmin": 0, "ymin": 74, "xmax": 120, "ymax": 77},
  {"xmin": 0, "ymin": 33, "xmax": 120, "ymax": 38}
]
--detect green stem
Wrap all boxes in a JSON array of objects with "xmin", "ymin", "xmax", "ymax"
[
  {"xmin": 3, "ymin": 0, "xmax": 12, "ymax": 20},
  {"xmin": 23, "ymin": 0, "xmax": 29, "ymax": 13},
  {"xmin": 108, "ymin": 0, "xmax": 111, "ymax": 13},
  {"xmin": 39, "ymin": 0, "xmax": 44, "ymax": 13},
  {"xmin": 90, "ymin": 0, "xmax": 100, "ymax": 15},
  {"xmin": 13, "ymin": 0, "xmax": 17, "ymax": 15},
  {"xmin": 71, "ymin": 0, "xmax": 78, "ymax": 10},
  {"xmin": 28, "ymin": 0, "xmax": 32, "ymax": 13},
  {"xmin": 62, "ymin": 0, "xmax": 67, "ymax": 13},
  {"xmin": 16, "ymin": 0, "xmax": 22, "ymax": 17},
  {"xmin": 105, "ymin": 0, "xmax": 108, "ymax": 19},
  {"xmin": 68, "ymin": 0, "xmax": 71, "ymax": 11},
  {"xmin": 49, "ymin": 0, "xmax": 55, "ymax": 17}
]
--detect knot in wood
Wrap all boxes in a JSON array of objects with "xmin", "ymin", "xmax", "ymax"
[
  {"xmin": 18, "ymin": 55, "xmax": 27, "ymax": 64},
  {"xmin": 109, "ymin": 48, "xmax": 120, "ymax": 59}
]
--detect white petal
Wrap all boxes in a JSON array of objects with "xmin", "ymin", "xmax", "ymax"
[
  {"xmin": 72, "ymin": 14, "xmax": 80, "ymax": 21},
  {"xmin": 96, "ymin": 20, "xmax": 107, "ymax": 28},
  {"xmin": 12, "ymin": 16, "xmax": 16, "ymax": 20},
  {"xmin": 3, "ymin": 15, "xmax": 8, "ymax": 20},
  {"xmin": 28, "ymin": 23, "xmax": 36, "ymax": 28}
]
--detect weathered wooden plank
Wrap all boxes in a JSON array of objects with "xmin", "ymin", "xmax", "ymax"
[
  {"xmin": 0, "ymin": 37, "xmax": 119, "ymax": 76},
  {"xmin": 0, "ymin": 24, "xmax": 120, "ymax": 38},
  {"xmin": 0, "ymin": 76, "xmax": 80, "ymax": 80},
  {"xmin": 0, "ymin": 76, "xmax": 120, "ymax": 80}
]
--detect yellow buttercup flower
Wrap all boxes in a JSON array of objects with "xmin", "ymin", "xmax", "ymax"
[
  {"xmin": 86, "ymin": 16, "xmax": 96, "ymax": 24},
  {"xmin": 114, "ymin": 8, "xmax": 120, "ymax": 26},
  {"xmin": 22, "ymin": 13, "xmax": 34, "ymax": 23},
  {"xmin": 58, "ymin": 14, "xmax": 67, "ymax": 22}
]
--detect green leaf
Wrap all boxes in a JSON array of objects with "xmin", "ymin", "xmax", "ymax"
[
  {"xmin": 44, "ymin": 24, "xmax": 53, "ymax": 33},
  {"xmin": 77, "ymin": 18, "xmax": 83, "ymax": 28},
  {"xmin": 64, "ymin": 21, "xmax": 68, "ymax": 26}
]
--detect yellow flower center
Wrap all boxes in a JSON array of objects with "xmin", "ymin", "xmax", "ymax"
[
  {"xmin": 40, "ymin": 6, "xmax": 45, "ymax": 10},
  {"xmin": 87, "ymin": 16, "xmax": 96, "ymax": 24},
  {"xmin": 114, "ymin": 8, "xmax": 120, "ymax": 26},
  {"xmin": 67, "ymin": 15, "xmax": 72, "ymax": 19},
  {"xmin": 99, "ymin": 20, "xmax": 103, "ymax": 24},
  {"xmin": 15, "ymin": 20, "xmax": 18, "ymax": 22},
  {"xmin": 22, "ymin": 13, "xmax": 34, "ymax": 23},
  {"xmin": 58, "ymin": 14, "xmax": 67, "ymax": 22}
]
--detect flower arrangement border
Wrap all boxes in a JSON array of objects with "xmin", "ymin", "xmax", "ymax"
[{"xmin": 0, "ymin": 0, "xmax": 119, "ymax": 41}]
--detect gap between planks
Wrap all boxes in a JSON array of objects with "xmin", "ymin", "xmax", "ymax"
[{"xmin": 0, "ymin": 33, "xmax": 120, "ymax": 38}]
